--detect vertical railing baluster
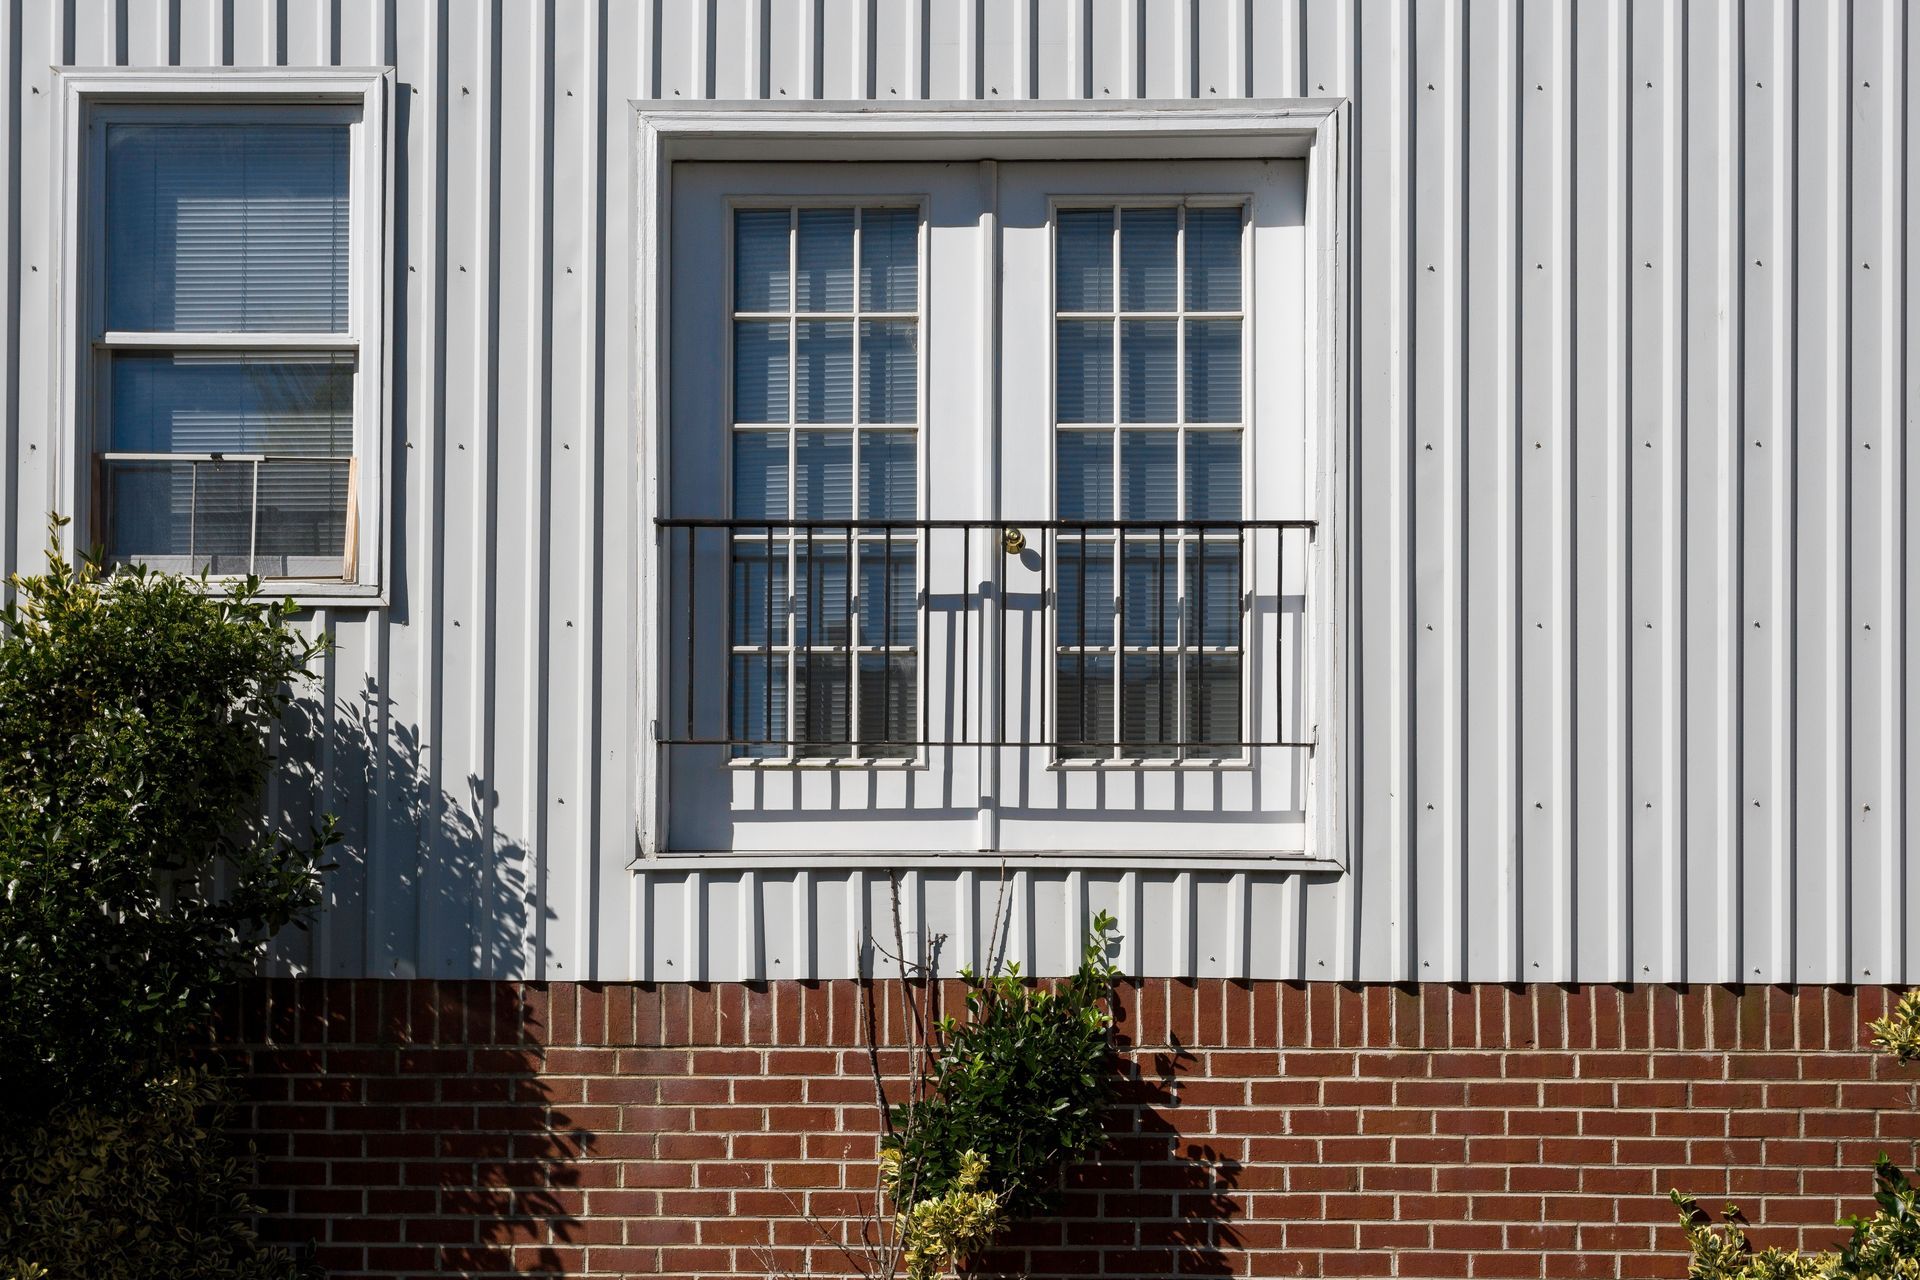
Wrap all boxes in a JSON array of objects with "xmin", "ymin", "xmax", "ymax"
[
  {"xmin": 686, "ymin": 527, "xmax": 697, "ymax": 745},
  {"xmin": 1275, "ymin": 526, "xmax": 1285, "ymax": 748},
  {"xmin": 1039, "ymin": 526, "xmax": 1050, "ymax": 753},
  {"xmin": 883, "ymin": 526, "xmax": 894, "ymax": 750},
  {"xmin": 1193, "ymin": 523, "xmax": 1206, "ymax": 754},
  {"xmin": 960, "ymin": 526, "xmax": 971, "ymax": 746},
  {"xmin": 845, "ymin": 522, "xmax": 855, "ymax": 750},
  {"xmin": 1235, "ymin": 522, "xmax": 1245, "ymax": 755},
  {"xmin": 1076, "ymin": 528, "xmax": 1087, "ymax": 752},
  {"xmin": 806, "ymin": 523, "xmax": 816, "ymax": 751},
  {"xmin": 1157, "ymin": 524, "xmax": 1168, "ymax": 748},
  {"xmin": 765, "ymin": 523, "xmax": 775, "ymax": 754},
  {"xmin": 918, "ymin": 529, "xmax": 927, "ymax": 755}
]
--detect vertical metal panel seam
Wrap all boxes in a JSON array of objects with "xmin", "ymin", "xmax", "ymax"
[
  {"xmin": 1660, "ymin": 0, "xmax": 1687, "ymax": 983},
  {"xmin": 525, "ymin": 0, "xmax": 556, "ymax": 978},
  {"xmin": 1387, "ymin": 0, "xmax": 1414, "ymax": 980},
  {"xmin": 1, "ymin": 0, "xmax": 19, "ymax": 590},
  {"xmin": 1552, "ymin": 0, "xmax": 1575, "ymax": 981},
  {"xmin": 1773, "ymin": 0, "xmax": 1798, "ymax": 980},
  {"xmin": 1497, "ymin": 0, "xmax": 1520, "ymax": 983},
  {"xmin": 1718, "ymin": 0, "xmax": 1745, "ymax": 982},
  {"xmin": 1824, "ymin": 0, "xmax": 1852, "ymax": 981},
  {"xmin": 1608, "ymin": 0, "xmax": 1631, "ymax": 978},
  {"xmin": 1444, "ymin": 0, "xmax": 1466, "ymax": 983},
  {"xmin": 1883, "ymin": 0, "xmax": 1909, "ymax": 983}
]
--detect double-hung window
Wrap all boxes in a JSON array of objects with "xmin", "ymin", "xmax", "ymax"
[{"xmin": 61, "ymin": 72, "xmax": 390, "ymax": 599}]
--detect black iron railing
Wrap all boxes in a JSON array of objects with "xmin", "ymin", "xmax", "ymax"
[{"xmin": 655, "ymin": 517, "xmax": 1315, "ymax": 761}]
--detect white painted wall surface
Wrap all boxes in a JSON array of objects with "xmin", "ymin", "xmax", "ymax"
[{"xmin": 1, "ymin": 0, "xmax": 1914, "ymax": 985}]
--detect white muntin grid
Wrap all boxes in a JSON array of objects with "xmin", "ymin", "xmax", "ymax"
[
  {"xmin": 725, "ymin": 203, "xmax": 925, "ymax": 762},
  {"xmin": 1052, "ymin": 200, "xmax": 1248, "ymax": 763}
]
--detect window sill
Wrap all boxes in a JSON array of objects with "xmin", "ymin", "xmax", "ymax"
[
  {"xmin": 120, "ymin": 572, "xmax": 389, "ymax": 609},
  {"xmin": 631, "ymin": 850, "xmax": 1342, "ymax": 874}
]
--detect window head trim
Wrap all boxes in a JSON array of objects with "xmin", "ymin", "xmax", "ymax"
[{"xmin": 52, "ymin": 67, "xmax": 394, "ymax": 605}]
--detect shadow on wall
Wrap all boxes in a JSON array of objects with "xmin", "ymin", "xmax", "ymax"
[{"xmin": 236, "ymin": 683, "xmax": 588, "ymax": 1276}]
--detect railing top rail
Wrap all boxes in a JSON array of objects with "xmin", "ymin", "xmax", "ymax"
[{"xmin": 655, "ymin": 516, "xmax": 1317, "ymax": 531}]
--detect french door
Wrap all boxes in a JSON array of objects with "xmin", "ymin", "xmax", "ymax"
[{"xmin": 659, "ymin": 160, "xmax": 1309, "ymax": 856}]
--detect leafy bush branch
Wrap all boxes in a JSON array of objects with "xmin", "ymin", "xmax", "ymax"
[{"xmin": 0, "ymin": 522, "xmax": 334, "ymax": 1280}]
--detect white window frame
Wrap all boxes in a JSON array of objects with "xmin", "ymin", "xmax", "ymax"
[
  {"xmin": 51, "ymin": 67, "xmax": 394, "ymax": 605},
  {"xmin": 634, "ymin": 102, "xmax": 1352, "ymax": 871}
]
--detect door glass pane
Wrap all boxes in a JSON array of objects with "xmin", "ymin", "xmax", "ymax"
[
  {"xmin": 730, "ymin": 654, "xmax": 787, "ymax": 758},
  {"xmin": 1055, "ymin": 209, "xmax": 1112, "ymax": 311},
  {"xmin": 1055, "ymin": 430, "xmax": 1113, "ymax": 522},
  {"xmin": 1119, "ymin": 319, "xmax": 1177, "ymax": 423},
  {"xmin": 732, "ymin": 431, "xmax": 788, "ymax": 519},
  {"xmin": 734, "ymin": 209, "xmax": 790, "ymax": 311},
  {"xmin": 1055, "ymin": 654, "xmax": 1114, "ymax": 758},
  {"xmin": 1183, "ymin": 207, "xmax": 1242, "ymax": 312},
  {"xmin": 1185, "ymin": 430, "xmax": 1242, "ymax": 520},
  {"xmin": 858, "ymin": 430, "xmax": 916, "ymax": 520},
  {"xmin": 1119, "ymin": 430, "xmax": 1177, "ymax": 521},
  {"xmin": 795, "ymin": 320, "xmax": 853, "ymax": 423},
  {"xmin": 859, "ymin": 320, "xmax": 917, "ymax": 423},
  {"xmin": 1056, "ymin": 319, "xmax": 1113, "ymax": 424},
  {"xmin": 106, "ymin": 122, "xmax": 350, "ymax": 333},
  {"xmin": 733, "ymin": 320, "xmax": 789, "ymax": 423},
  {"xmin": 795, "ymin": 208, "xmax": 854, "ymax": 311},
  {"xmin": 1185, "ymin": 318, "xmax": 1242, "ymax": 423},
  {"xmin": 795, "ymin": 430, "xmax": 852, "ymax": 519},
  {"xmin": 859, "ymin": 208, "xmax": 918, "ymax": 311},
  {"xmin": 1119, "ymin": 207, "xmax": 1177, "ymax": 311}
]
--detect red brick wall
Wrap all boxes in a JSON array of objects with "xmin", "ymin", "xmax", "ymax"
[{"xmin": 221, "ymin": 979, "xmax": 1920, "ymax": 1279}]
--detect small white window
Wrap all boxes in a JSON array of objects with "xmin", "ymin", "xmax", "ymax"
[{"xmin": 57, "ymin": 71, "xmax": 392, "ymax": 602}]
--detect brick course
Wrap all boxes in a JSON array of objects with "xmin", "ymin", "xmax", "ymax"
[{"xmin": 221, "ymin": 980, "xmax": 1920, "ymax": 1279}]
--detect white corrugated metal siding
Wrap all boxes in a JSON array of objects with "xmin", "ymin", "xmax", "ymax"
[{"xmin": 2, "ymin": 0, "xmax": 1914, "ymax": 985}]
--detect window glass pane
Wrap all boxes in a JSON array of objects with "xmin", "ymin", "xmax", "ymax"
[
  {"xmin": 1055, "ymin": 538, "xmax": 1113, "ymax": 647},
  {"xmin": 255, "ymin": 458, "xmax": 350, "ymax": 577},
  {"xmin": 859, "ymin": 208, "xmax": 918, "ymax": 311},
  {"xmin": 107, "ymin": 123, "xmax": 349, "ymax": 333},
  {"xmin": 103, "ymin": 457, "xmax": 249, "ymax": 574},
  {"xmin": 795, "ymin": 429, "xmax": 852, "ymax": 519},
  {"xmin": 1121, "ymin": 541, "xmax": 1178, "ymax": 647},
  {"xmin": 730, "ymin": 654, "xmax": 787, "ymax": 757},
  {"xmin": 732, "ymin": 430, "xmax": 788, "ymax": 519},
  {"xmin": 1119, "ymin": 429, "xmax": 1177, "ymax": 520},
  {"xmin": 1121, "ymin": 655, "xmax": 1179, "ymax": 758},
  {"xmin": 795, "ymin": 320, "xmax": 853, "ymax": 423},
  {"xmin": 1185, "ymin": 318, "xmax": 1242, "ymax": 423},
  {"xmin": 1055, "ymin": 431, "xmax": 1113, "ymax": 522},
  {"xmin": 1055, "ymin": 209, "xmax": 1112, "ymax": 311},
  {"xmin": 1184, "ymin": 207, "xmax": 1242, "ymax": 312},
  {"xmin": 795, "ymin": 209, "xmax": 854, "ymax": 311},
  {"xmin": 1055, "ymin": 319, "xmax": 1113, "ymax": 424},
  {"xmin": 793, "ymin": 540, "xmax": 849, "ymax": 646},
  {"xmin": 109, "ymin": 352, "xmax": 353, "ymax": 454},
  {"xmin": 1184, "ymin": 542, "xmax": 1241, "ymax": 647},
  {"xmin": 1055, "ymin": 654, "xmax": 1114, "ymax": 758},
  {"xmin": 859, "ymin": 430, "xmax": 916, "ymax": 520},
  {"xmin": 1185, "ymin": 430, "xmax": 1242, "ymax": 520},
  {"xmin": 730, "ymin": 540, "xmax": 788, "ymax": 646},
  {"xmin": 1119, "ymin": 208, "xmax": 1177, "ymax": 311},
  {"xmin": 796, "ymin": 652, "xmax": 850, "ymax": 757},
  {"xmin": 1185, "ymin": 653, "xmax": 1242, "ymax": 758},
  {"xmin": 1119, "ymin": 319, "xmax": 1176, "ymax": 423},
  {"xmin": 859, "ymin": 320, "xmax": 917, "ymax": 424},
  {"xmin": 734, "ymin": 209, "xmax": 790, "ymax": 311},
  {"xmin": 857, "ymin": 654, "xmax": 916, "ymax": 753},
  {"xmin": 858, "ymin": 543, "xmax": 917, "ymax": 646},
  {"xmin": 733, "ymin": 320, "xmax": 789, "ymax": 423}
]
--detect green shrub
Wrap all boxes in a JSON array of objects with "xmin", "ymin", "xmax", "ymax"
[
  {"xmin": 0, "ymin": 522, "xmax": 332, "ymax": 1279},
  {"xmin": 1672, "ymin": 992, "xmax": 1920, "ymax": 1277},
  {"xmin": 881, "ymin": 911, "xmax": 1120, "ymax": 1256},
  {"xmin": 0, "ymin": 1069, "xmax": 309, "ymax": 1280}
]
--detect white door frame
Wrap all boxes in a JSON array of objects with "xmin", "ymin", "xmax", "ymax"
[{"xmin": 632, "ymin": 102, "xmax": 1351, "ymax": 872}]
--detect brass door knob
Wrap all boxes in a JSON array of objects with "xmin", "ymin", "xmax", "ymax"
[{"xmin": 1001, "ymin": 527, "xmax": 1027, "ymax": 555}]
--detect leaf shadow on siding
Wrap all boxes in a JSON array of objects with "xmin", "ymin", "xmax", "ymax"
[{"xmin": 242, "ymin": 681, "xmax": 586, "ymax": 1275}]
